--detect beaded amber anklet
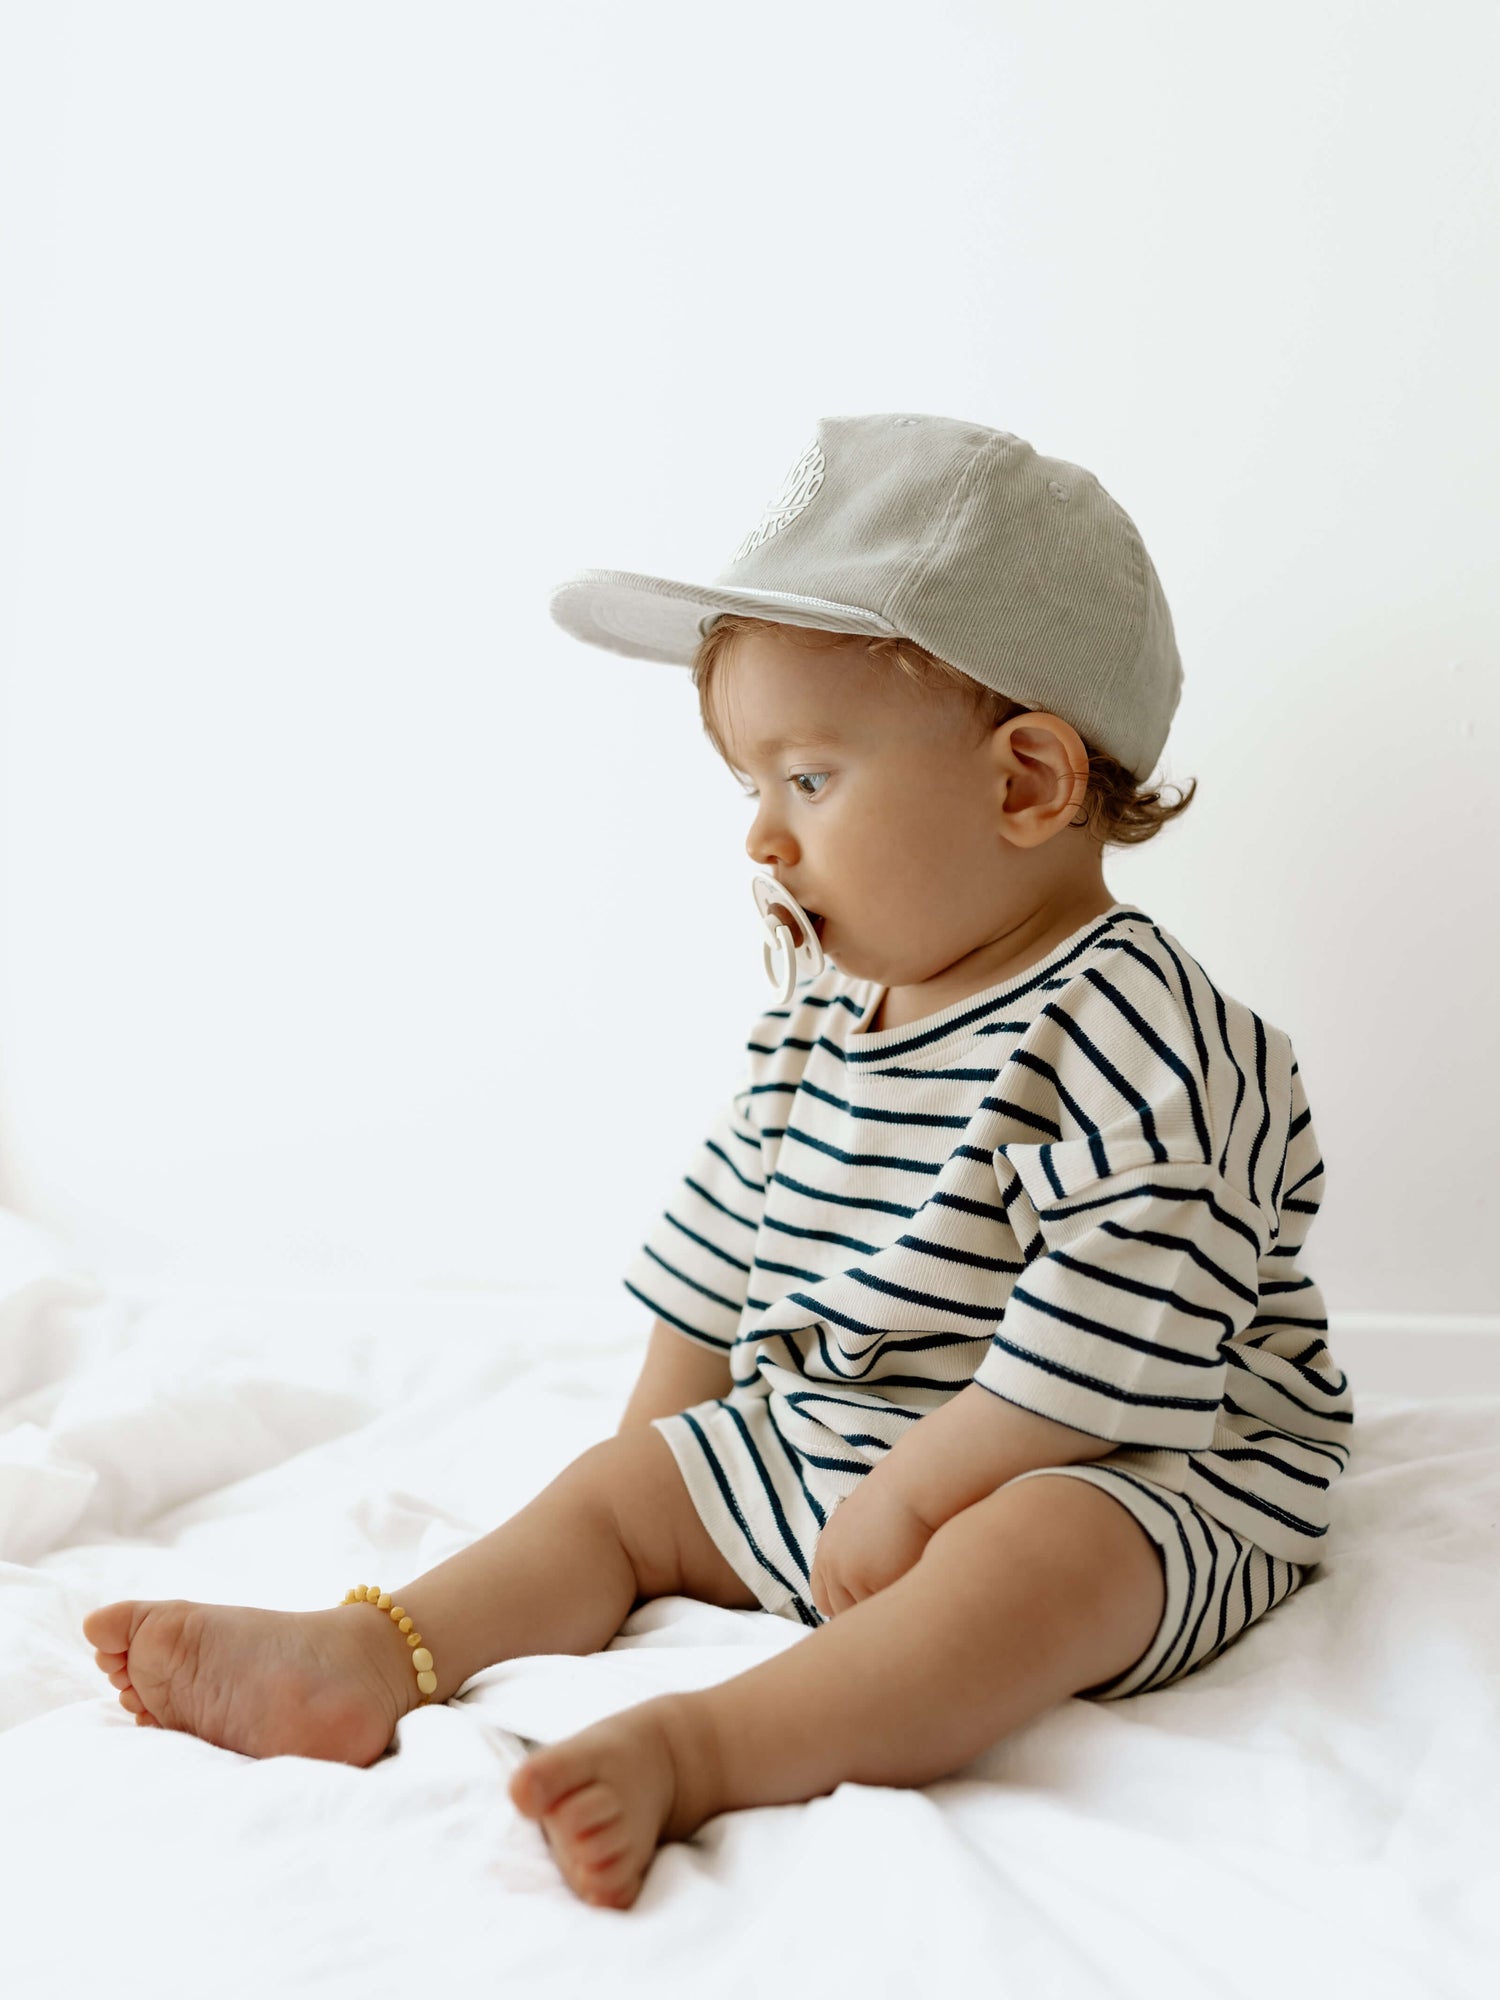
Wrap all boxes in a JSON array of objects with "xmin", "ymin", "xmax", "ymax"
[{"xmin": 339, "ymin": 1585, "xmax": 438, "ymax": 1701}]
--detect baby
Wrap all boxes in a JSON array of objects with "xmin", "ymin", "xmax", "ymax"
[{"xmin": 84, "ymin": 415, "xmax": 1354, "ymax": 1913}]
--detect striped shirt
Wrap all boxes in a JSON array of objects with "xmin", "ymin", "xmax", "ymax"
[{"xmin": 623, "ymin": 901, "xmax": 1354, "ymax": 1578}]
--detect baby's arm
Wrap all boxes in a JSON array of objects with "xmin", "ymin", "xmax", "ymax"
[
  {"xmin": 876, "ymin": 1382, "xmax": 1116, "ymax": 1529},
  {"xmin": 616, "ymin": 1318, "xmax": 735, "ymax": 1435},
  {"xmin": 810, "ymin": 1386, "xmax": 1115, "ymax": 1614}
]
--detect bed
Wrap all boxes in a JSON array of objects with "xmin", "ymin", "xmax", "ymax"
[{"xmin": 4, "ymin": 1207, "xmax": 1496, "ymax": 2000}]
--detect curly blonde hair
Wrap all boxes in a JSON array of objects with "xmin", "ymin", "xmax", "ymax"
[{"xmin": 690, "ymin": 615, "xmax": 1196, "ymax": 849}]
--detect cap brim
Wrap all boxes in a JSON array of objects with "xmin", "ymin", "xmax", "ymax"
[{"xmin": 549, "ymin": 568, "xmax": 896, "ymax": 665}]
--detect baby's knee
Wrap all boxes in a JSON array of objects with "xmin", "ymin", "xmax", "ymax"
[
  {"xmin": 583, "ymin": 1425, "xmax": 758, "ymax": 1611},
  {"xmin": 559, "ymin": 1426, "xmax": 696, "ymax": 1603}
]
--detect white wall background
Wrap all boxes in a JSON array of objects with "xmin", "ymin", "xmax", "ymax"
[{"xmin": 1, "ymin": 4, "xmax": 1496, "ymax": 1372}]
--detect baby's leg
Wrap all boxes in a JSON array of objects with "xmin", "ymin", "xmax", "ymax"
[
  {"xmin": 509, "ymin": 1469, "xmax": 1166, "ymax": 1911},
  {"xmin": 82, "ymin": 1425, "xmax": 757, "ymax": 1766}
]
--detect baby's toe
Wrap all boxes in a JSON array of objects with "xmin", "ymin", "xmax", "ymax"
[
  {"xmin": 83, "ymin": 1602, "xmax": 141, "ymax": 1654},
  {"xmin": 544, "ymin": 1780, "xmax": 651, "ymax": 1907},
  {"xmin": 510, "ymin": 1740, "xmax": 596, "ymax": 1818},
  {"xmin": 582, "ymin": 1852, "xmax": 642, "ymax": 1908},
  {"xmin": 550, "ymin": 1780, "xmax": 625, "ymax": 1846}
]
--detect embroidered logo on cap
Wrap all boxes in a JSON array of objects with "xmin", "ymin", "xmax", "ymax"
[{"xmin": 731, "ymin": 439, "xmax": 825, "ymax": 565}]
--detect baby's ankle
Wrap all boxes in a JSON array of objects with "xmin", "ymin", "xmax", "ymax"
[
  {"xmin": 652, "ymin": 1692, "xmax": 731, "ymax": 1843},
  {"xmin": 320, "ymin": 1603, "xmax": 425, "ymax": 1733}
]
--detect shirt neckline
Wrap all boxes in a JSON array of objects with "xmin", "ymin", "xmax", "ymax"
[{"xmin": 845, "ymin": 901, "xmax": 1147, "ymax": 1051}]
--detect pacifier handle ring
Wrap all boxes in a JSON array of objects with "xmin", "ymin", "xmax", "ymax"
[{"xmin": 763, "ymin": 922, "xmax": 796, "ymax": 1006}]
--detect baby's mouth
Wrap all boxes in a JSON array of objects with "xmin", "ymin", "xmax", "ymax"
[{"xmin": 770, "ymin": 902, "xmax": 824, "ymax": 946}]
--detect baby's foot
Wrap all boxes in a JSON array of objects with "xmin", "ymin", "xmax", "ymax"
[
  {"xmin": 507, "ymin": 1695, "xmax": 723, "ymax": 1911},
  {"xmin": 81, "ymin": 1597, "xmax": 418, "ymax": 1766}
]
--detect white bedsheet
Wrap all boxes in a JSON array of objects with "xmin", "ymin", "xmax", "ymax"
[{"xmin": 3, "ymin": 1208, "xmax": 1496, "ymax": 2000}]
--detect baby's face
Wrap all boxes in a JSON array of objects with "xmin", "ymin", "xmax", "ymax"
[{"xmin": 716, "ymin": 625, "xmax": 1093, "ymax": 994}]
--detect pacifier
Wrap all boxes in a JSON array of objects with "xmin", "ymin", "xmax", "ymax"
[{"xmin": 752, "ymin": 873, "xmax": 825, "ymax": 1004}]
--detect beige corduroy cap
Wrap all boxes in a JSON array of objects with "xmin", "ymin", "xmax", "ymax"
[{"xmin": 548, "ymin": 412, "xmax": 1183, "ymax": 784}]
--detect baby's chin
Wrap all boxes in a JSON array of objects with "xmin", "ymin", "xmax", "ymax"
[{"xmin": 808, "ymin": 911, "xmax": 842, "ymax": 971}]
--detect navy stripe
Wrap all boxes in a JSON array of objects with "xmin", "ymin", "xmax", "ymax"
[
  {"xmin": 621, "ymin": 1279, "xmax": 732, "ymax": 1353},
  {"xmin": 675, "ymin": 1407, "xmax": 812, "ymax": 1603}
]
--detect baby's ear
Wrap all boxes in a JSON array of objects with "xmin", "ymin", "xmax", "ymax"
[{"xmin": 987, "ymin": 710, "xmax": 1092, "ymax": 844}]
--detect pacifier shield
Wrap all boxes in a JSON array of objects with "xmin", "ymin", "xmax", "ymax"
[{"xmin": 751, "ymin": 872, "xmax": 825, "ymax": 1000}]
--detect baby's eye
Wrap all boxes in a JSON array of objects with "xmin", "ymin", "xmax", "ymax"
[{"xmin": 737, "ymin": 772, "xmax": 828, "ymax": 801}]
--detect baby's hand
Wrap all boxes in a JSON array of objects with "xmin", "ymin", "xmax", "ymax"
[{"xmin": 809, "ymin": 1470, "xmax": 937, "ymax": 1619}]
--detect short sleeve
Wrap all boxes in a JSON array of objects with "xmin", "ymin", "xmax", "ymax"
[
  {"xmin": 620, "ymin": 1067, "xmax": 767, "ymax": 1356},
  {"xmin": 1271, "ymin": 1058, "xmax": 1326, "ymax": 1248},
  {"xmin": 973, "ymin": 951, "xmax": 1291, "ymax": 1451}
]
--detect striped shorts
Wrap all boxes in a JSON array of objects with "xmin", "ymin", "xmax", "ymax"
[
  {"xmin": 654, "ymin": 1397, "xmax": 1310, "ymax": 1701},
  {"xmin": 1004, "ymin": 1460, "xmax": 1312, "ymax": 1700}
]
